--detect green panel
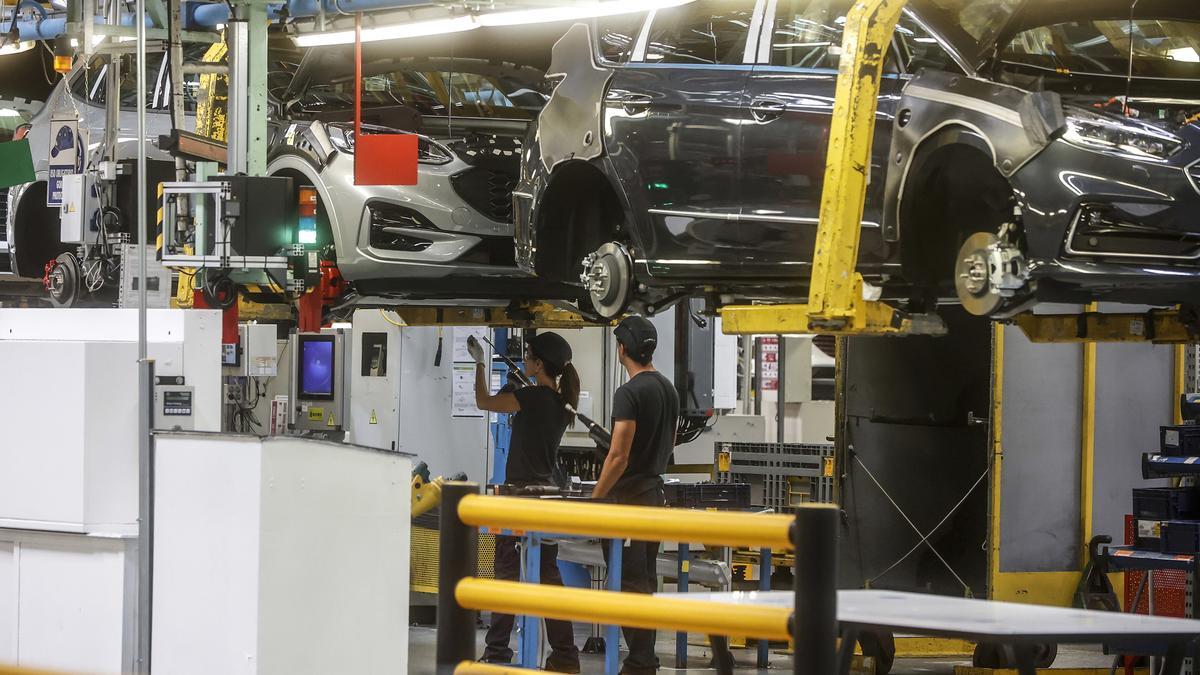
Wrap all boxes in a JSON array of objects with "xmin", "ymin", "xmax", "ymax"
[{"xmin": 0, "ymin": 139, "xmax": 35, "ymax": 189}]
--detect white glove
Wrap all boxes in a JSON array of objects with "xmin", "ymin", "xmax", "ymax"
[{"xmin": 466, "ymin": 336, "xmax": 486, "ymax": 365}]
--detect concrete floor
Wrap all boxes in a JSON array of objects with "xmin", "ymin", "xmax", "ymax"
[{"xmin": 407, "ymin": 622, "xmax": 1114, "ymax": 674}]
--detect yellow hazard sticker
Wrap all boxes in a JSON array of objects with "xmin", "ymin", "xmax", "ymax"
[
  {"xmin": 718, "ymin": 451, "xmax": 732, "ymax": 472},
  {"xmin": 681, "ymin": 560, "xmax": 690, "ymax": 573},
  {"xmin": 823, "ymin": 457, "xmax": 834, "ymax": 477},
  {"xmin": 327, "ymin": 414, "xmax": 336, "ymax": 428},
  {"xmin": 308, "ymin": 407, "xmax": 324, "ymax": 422},
  {"xmin": 370, "ymin": 409, "xmax": 378, "ymax": 425}
]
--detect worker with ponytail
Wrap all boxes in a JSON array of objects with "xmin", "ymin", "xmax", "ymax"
[{"xmin": 467, "ymin": 331, "xmax": 580, "ymax": 673}]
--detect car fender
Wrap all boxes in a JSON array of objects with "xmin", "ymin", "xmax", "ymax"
[
  {"xmin": 7, "ymin": 173, "xmax": 51, "ymax": 278},
  {"xmin": 884, "ymin": 69, "xmax": 1066, "ymax": 242},
  {"xmin": 537, "ymin": 22, "xmax": 612, "ymax": 171}
]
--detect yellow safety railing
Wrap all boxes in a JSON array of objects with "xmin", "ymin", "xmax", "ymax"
[
  {"xmin": 455, "ymin": 579, "xmax": 792, "ymax": 641},
  {"xmin": 436, "ymin": 486, "xmax": 839, "ymax": 675},
  {"xmin": 458, "ymin": 494, "xmax": 795, "ymax": 550}
]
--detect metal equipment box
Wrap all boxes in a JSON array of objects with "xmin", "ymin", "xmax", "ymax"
[
  {"xmin": 1160, "ymin": 424, "xmax": 1200, "ymax": 457},
  {"xmin": 214, "ymin": 174, "xmax": 296, "ymax": 257},
  {"xmin": 1133, "ymin": 487, "xmax": 1200, "ymax": 521},
  {"xmin": 1161, "ymin": 520, "xmax": 1200, "ymax": 554}
]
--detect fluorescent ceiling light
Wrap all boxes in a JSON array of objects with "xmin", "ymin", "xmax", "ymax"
[
  {"xmin": 294, "ymin": 0, "xmax": 695, "ymax": 47},
  {"xmin": 0, "ymin": 108, "xmax": 23, "ymax": 117},
  {"xmin": 295, "ymin": 15, "xmax": 478, "ymax": 47}
]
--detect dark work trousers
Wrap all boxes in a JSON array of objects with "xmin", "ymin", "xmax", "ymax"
[
  {"xmin": 483, "ymin": 535, "xmax": 580, "ymax": 668},
  {"xmin": 602, "ymin": 484, "xmax": 665, "ymax": 674}
]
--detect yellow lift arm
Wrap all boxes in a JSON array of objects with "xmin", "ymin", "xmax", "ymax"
[{"xmin": 720, "ymin": 0, "xmax": 926, "ymax": 337}]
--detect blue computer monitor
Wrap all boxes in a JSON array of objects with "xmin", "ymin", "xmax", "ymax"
[{"xmin": 298, "ymin": 335, "xmax": 336, "ymax": 399}]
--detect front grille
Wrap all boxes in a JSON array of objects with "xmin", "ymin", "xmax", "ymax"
[
  {"xmin": 1068, "ymin": 204, "xmax": 1200, "ymax": 260},
  {"xmin": 451, "ymin": 166, "xmax": 519, "ymax": 224}
]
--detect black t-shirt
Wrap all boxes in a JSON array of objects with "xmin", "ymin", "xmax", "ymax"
[
  {"xmin": 610, "ymin": 370, "xmax": 679, "ymax": 501},
  {"xmin": 506, "ymin": 385, "xmax": 569, "ymax": 486}
]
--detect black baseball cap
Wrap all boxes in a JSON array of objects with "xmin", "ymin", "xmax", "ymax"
[
  {"xmin": 526, "ymin": 332, "xmax": 572, "ymax": 373},
  {"xmin": 615, "ymin": 315, "xmax": 657, "ymax": 360}
]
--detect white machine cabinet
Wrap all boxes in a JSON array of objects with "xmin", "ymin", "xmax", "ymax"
[
  {"xmin": 152, "ymin": 434, "xmax": 412, "ymax": 675},
  {"xmin": 0, "ymin": 309, "xmax": 222, "ymax": 534}
]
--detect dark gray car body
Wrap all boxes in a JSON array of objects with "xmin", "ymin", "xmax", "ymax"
[{"xmin": 516, "ymin": 0, "xmax": 1200, "ymax": 311}]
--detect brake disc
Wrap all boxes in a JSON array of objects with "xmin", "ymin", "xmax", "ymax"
[
  {"xmin": 579, "ymin": 242, "xmax": 633, "ymax": 319},
  {"xmin": 46, "ymin": 252, "xmax": 83, "ymax": 308},
  {"xmin": 955, "ymin": 231, "xmax": 1029, "ymax": 317}
]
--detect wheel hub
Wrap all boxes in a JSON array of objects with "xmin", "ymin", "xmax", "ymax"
[
  {"xmin": 43, "ymin": 252, "xmax": 83, "ymax": 308},
  {"xmin": 954, "ymin": 231, "xmax": 1030, "ymax": 317},
  {"xmin": 579, "ymin": 242, "xmax": 633, "ymax": 319}
]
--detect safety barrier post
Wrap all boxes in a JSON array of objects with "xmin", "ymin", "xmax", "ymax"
[
  {"xmin": 437, "ymin": 482, "xmax": 480, "ymax": 674},
  {"xmin": 793, "ymin": 505, "xmax": 838, "ymax": 675},
  {"xmin": 758, "ymin": 547, "xmax": 772, "ymax": 668}
]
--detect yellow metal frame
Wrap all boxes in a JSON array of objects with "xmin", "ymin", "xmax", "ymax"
[
  {"xmin": 455, "ymin": 579, "xmax": 792, "ymax": 641},
  {"xmin": 457, "ymin": 494, "xmax": 798, "ymax": 549},
  {"xmin": 377, "ymin": 302, "xmax": 598, "ymax": 329},
  {"xmin": 1013, "ymin": 308, "xmax": 1200, "ymax": 344},
  {"xmin": 720, "ymin": 0, "xmax": 917, "ymax": 336},
  {"xmin": 1080, "ymin": 303, "xmax": 1097, "ymax": 568}
]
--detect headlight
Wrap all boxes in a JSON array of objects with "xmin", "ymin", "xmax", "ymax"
[
  {"xmin": 324, "ymin": 122, "xmax": 453, "ymax": 166},
  {"xmin": 1062, "ymin": 107, "xmax": 1184, "ymax": 161}
]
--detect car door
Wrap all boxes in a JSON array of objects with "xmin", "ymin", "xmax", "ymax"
[
  {"xmin": 603, "ymin": 0, "xmax": 759, "ymax": 276},
  {"xmin": 738, "ymin": 0, "xmax": 901, "ymax": 275}
]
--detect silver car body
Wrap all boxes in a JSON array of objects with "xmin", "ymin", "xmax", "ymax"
[
  {"xmin": 268, "ymin": 124, "xmax": 520, "ymax": 282},
  {"xmin": 6, "ymin": 51, "xmax": 533, "ymax": 289}
]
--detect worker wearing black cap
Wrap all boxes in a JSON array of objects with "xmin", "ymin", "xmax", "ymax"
[
  {"xmin": 593, "ymin": 315, "xmax": 680, "ymax": 675},
  {"xmin": 469, "ymin": 331, "xmax": 581, "ymax": 672}
]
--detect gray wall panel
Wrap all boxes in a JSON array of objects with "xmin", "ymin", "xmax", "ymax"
[
  {"xmin": 1093, "ymin": 341, "xmax": 1172, "ymax": 544},
  {"xmin": 1000, "ymin": 325, "xmax": 1082, "ymax": 572}
]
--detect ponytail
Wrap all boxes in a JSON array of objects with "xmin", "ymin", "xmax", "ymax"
[{"xmin": 558, "ymin": 363, "xmax": 580, "ymax": 428}]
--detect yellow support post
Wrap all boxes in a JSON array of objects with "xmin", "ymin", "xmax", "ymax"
[
  {"xmin": 807, "ymin": 0, "xmax": 908, "ymax": 325},
  {"xmin": 455, "ymin": 578, "xmax": 793, "ymax": 641},
  {"xmin": 720, "ymin": 0, "xmax": 925, "ymax": 337},
  {"xmin": 457, "ymin": 494, "xmax": 796, "ymax": 550}
]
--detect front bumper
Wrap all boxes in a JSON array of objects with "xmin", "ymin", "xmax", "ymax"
[{"xmin": 1015, "ymin": 134, "xmax": 1200, "ymax": 304}]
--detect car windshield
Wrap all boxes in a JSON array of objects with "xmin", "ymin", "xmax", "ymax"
[
  {"xmin": 996, "ymin": 18, "xmax": 1200, "ymax": 124},
  {"xmin": 1003, "ymin": 19, "xmax": 1200, "ymax": 80},
  {"xmin": 298, "ymin": 68, "xmax": 547, "ymax": 120},
  {"xmin": 916, "ymin": 0, "xmax": 1023, "ymax": 50}
]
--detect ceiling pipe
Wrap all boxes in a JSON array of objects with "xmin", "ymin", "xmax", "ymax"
[
  {"xmin": 187, "ymin": 0, "xmax": 428, "ymax": 28},
  {"xmin": 8, "ymin": 0, "xmax": 429, "ymax": 41},
  {"xmin": 10, "ymin": 12, "xmax": 154, "ymax": 40}
]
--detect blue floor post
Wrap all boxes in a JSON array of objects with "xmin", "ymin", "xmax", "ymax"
[
  {"xmin": 606, "ymin": 538, "xmax": 623, "ymax": 675},
  {"xmin": 676, "ymin": 544, "xmax": 690, "ymax": 668},
  {"xmin": 519, "ymin": 534, "xmax": 542, "ymax": 669},
  {"xmin": 759, "ymin": 547, "xmax": 772, "ymax": 668}
]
